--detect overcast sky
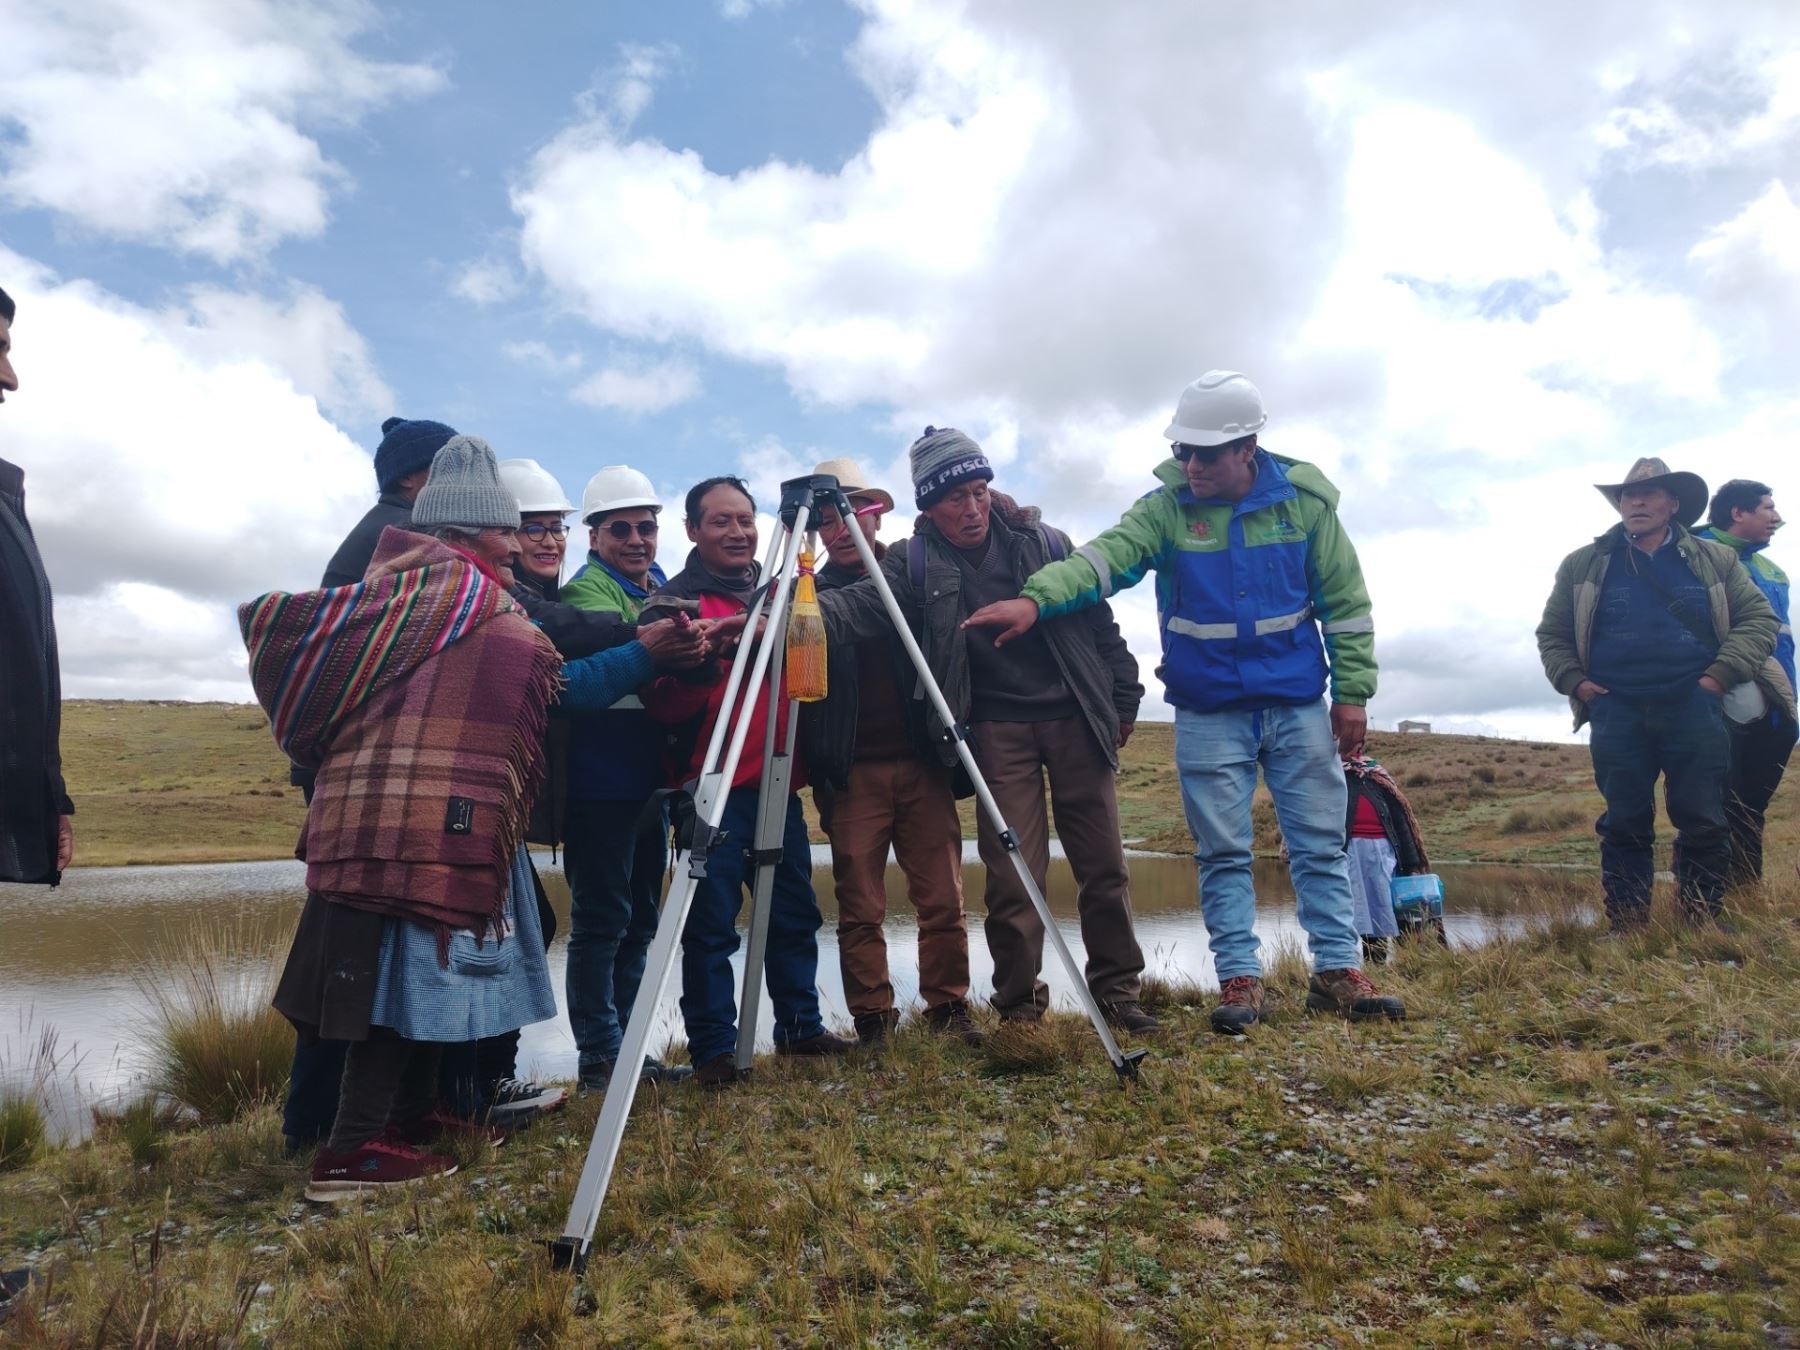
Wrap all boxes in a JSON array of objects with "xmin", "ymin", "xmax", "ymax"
[{"xmin": 2, "ymin": 0, "xmax": 1796, "ymax": 740}]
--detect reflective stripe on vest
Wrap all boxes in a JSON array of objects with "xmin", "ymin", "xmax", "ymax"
[
  {"xmin": 1076, "ymin": 544, "xmax": 1113, "ymax": 598},
  {"xmin": 1168, "ymin": 605, "xmax": 1315, "ymax": 641}
]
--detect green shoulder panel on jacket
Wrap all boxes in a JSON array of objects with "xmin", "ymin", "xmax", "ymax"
[
  {"xmin": 1021, "ymin": 480, "xmax": 1178, "ymax": 617},
  {"xmin": 561, "ymin": 562, "xmax": 639, "ymax": 619}
]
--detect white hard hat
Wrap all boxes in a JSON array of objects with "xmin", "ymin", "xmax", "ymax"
[
  {"xmin": 581, "ymin": 465, "xmax": 661, "ymax": 523},
  {"xmin": 498, "ymin": 458, "xmax": 575, "ymax": 514},
  {"xmin": 1163, "ymin": 370, "xmax": 1267, "ymax": 447}
]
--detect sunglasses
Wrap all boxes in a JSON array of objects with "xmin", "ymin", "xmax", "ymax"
[
  {"xmin": 1171, "ymin": 442, "xmax": 1234, "ymax": 465},
  {"xmin": 518, "ymin": 522, "xmax": 568, "ymax": 542},
  {"xmin": 600, "ymin": 519, "xmax": 659, "ymax": 540}
]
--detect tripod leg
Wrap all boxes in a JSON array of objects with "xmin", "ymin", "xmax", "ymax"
[
  {"xmin": 735, "ymin": 639, "xmax": 797, "ymax": 1070},
  {"xmin": 831, "ymin": 495, "xmax": 1143, "ymax": 1084}
]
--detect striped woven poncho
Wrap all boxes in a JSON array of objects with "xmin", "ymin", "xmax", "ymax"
[{"xmin": 240, "ymin": 527, "xmax": 561, "ymax": 944}]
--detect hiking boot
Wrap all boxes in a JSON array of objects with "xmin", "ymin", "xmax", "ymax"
[
  {"xmin": 1102, "ymin": 1000, "xmax": 1161, "ymax": 1034},
  {"xmin": 486, "ymin": 1077, "xmax": 568, "ymax": 1126},
  {"xmin": 775, "ymin": 1031, "xmax": 857, "ymax": 1057},
  {"xmin": 305, "ymin": 1138, "xmax": 457, "ymax": 1202},
  {"xmin": 693, "ymin": 1054, "xmax": 740, "ymax": 1091},
  {"xmin": 923, "ymin": 999, "xmax": 987, "ymax": 1046},
  {"xmin": 853, "ymin": 1010, "xmax": 900, "ymax": 1047},
  {"xmin": 1210, "ymin": 976, "xmax": 1265, "ymax": 1036},
  {"xmin": 1306, "ymin": 968, "xmax": 1405, "ymax": 1022},
  {"xmin": 578, "ymin": 1057, "xmax": 695, "ymax": 1095}
]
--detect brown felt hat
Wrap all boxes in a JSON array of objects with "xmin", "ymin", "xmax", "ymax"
[{"xmin": 1594, "ymin": 457, "xmax": 1708, "ymax": 528}]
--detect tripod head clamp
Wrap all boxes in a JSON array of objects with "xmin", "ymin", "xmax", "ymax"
[{"xmin": 777, "ymin": 473, "xmax": 856, "ymax": 528}]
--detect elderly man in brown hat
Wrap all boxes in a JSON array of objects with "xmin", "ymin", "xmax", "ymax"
[
  {"xmin": 1537, "ymin": 457, "xmax": 1781, "ymax": 930},
  {"xmin": 802, "ymin": 457, "xmax": 983, "ymax": 1046}
]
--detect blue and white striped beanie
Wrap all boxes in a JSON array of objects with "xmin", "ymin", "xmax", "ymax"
[{"xmin": 909, "ymin": 426, "xmax": 992, "ymax": 509}]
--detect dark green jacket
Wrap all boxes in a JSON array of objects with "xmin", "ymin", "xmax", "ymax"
[
  {"xmin": 1536, "ymin": 522, "xmax": 1786, "ymax": 730},
  {"xmin": 819, "ymin": 493, "xmax": 1143, "ymax": 767}
]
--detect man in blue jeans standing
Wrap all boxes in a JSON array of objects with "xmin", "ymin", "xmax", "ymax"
[
  {"xmin": 966, "ymin": 371, "xmax": 1404, "ymax": 1035},
  {"xmin": 1538, "ymin": 458, "xmax": 1781, "ymax": 929}
]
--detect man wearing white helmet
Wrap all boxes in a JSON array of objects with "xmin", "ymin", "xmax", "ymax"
[
  {"xmin": 559, "ymin": 465, "xmax": 698, "ymax": 1088},
  {"xmin": 967, "ymin": 371, "xmax": 1404, "ymax": 1036}
]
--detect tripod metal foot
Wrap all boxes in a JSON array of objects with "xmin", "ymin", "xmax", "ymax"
[
  {"xmin": 1114, "ymin": 1047, "xmax": 1149, "ymax": 1086},
  {"xmin": 546, "ymin": 1236, "xmax": 588, "ymax": 1275}
]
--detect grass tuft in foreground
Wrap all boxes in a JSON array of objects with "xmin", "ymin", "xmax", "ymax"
[
  {"xmin": 137, "ymin": 913, "xmax": 292, "ymax": 1124},
  {"xmin": 7, "ymin": 878, "xmax": 1800, "ymax": 1344}
]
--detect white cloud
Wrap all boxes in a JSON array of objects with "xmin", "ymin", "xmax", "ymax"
[
  {"xmin": 502, "ymin": 340, "xmax": 584, "ymax": 375},
  {"xmin": 504, "ymin": 4, "xmax": 1800, "ymax": 740},
  {"xmin": 0, "ymin": 0, "xmax": 444, "ymax": 261},
  {"xmin": 571, "ymin": 358, "xmax": 700, "ymax": 414},
  {"xmin": 0, "ymin": 248, "xmax": 385, "ymax": 700},
  {"xmin": 450, "ymin": 257, "xmax": 522, "ymax": 306},
  {"xmin": 719, "ymin": 0, "xmax": 789, "ymax": 19}
]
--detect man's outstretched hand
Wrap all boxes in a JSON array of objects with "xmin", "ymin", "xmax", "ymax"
[
  {"xmin": 1330, "ymin": 703, "xmax": 1367, "ymax": 758},
  {"xmin": 961, "ymin": 597, "xmax": 1041, "ymax": 647}
]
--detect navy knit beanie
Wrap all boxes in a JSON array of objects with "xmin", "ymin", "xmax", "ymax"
[
  {"xmin": 909, "ymin": 426, "xmax": 992, "ymax": 509},
  {"xmin": 373, "ymin": 416, "xmax": 458, "ymax": 491}
]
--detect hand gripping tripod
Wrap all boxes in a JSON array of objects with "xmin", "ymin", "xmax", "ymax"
[{"xmin": 549, "ymin": 473, "xmax": 1145, "ymax": 1274}]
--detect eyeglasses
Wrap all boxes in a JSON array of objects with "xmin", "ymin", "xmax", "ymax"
[
  {"xmin": 518, "ymin": 522, "xmax": 568, "ymax": 542},
  {"xmin": 1171, "ymin": 442, "xmax": 1231, "ymax": 465},
  {"xmin": 601, "ymin": 520, "xmax": 659, "ymax": 540}
]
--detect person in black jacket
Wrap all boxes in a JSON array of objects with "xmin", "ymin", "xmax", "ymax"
[{"xmin": 0, "ymin": 283, "xmax": 75, "ymax": 887}]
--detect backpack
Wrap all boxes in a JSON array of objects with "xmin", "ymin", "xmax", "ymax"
[{"xmin": 908, "ymin": 524, "xmax": 1066, "ymax": 590}]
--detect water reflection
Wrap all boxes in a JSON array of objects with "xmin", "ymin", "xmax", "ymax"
[{"xmin": 0, "ymin": 851, "xmax": 1591, "ymax": 1137}]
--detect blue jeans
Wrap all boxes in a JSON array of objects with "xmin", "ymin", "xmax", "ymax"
[
  {"xmin": 564, "ymin": 797, "xmax": 667, "ymax": 1072},
  {"xmin": 680, "ymin": 788, "xmax": 825, "ymax": 1064},
  {"xmin": 1588, "ymin": 682, "xmax": 1730, "ymax": 920},
  {"xmin": 1174, "ymin": 701, "xmax": 1363, "ymax": 980}
]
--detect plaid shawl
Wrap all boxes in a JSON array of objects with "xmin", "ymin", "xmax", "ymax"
[{"xmin": 240, "ymin": 527, "xmax": 562, "ymax": 945}]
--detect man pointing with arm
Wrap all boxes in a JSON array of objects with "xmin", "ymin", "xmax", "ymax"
[{"xmin": 967, "ymin": 370, "xmax": 1404, "ymax": 1037}]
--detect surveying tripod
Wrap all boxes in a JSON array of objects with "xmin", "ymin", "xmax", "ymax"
[{"xmin": 550, "ymin": 473, "xmax": 1146, "ymax": 1274}]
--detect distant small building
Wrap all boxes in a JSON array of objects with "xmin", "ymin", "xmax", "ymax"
[{"xmin": 1397, "ymin": 720, "xmax": 1432, "ymax": 734}]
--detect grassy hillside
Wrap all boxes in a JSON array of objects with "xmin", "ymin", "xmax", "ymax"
[
  {"xmin": 59, "ymin": 701, "xmax": 1795, "ymax": 869},
  {"xmin": 5, "ymin": 886, "xmax": 1800, "ymax": 1344}
]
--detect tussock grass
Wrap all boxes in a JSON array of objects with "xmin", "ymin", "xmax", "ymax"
[
  {"xmin": 137, "ymin": 913, "xmax": 292, "ymax": 1123},
  {"xmin": 0, "ymin": 1021, "xmax": 67, "ymax": 1172},
  {"xmin": 9, "ymin": 874, "xmax": 1800, "ymax": 1344}
]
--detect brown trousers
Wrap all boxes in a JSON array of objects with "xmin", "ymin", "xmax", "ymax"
[
  {"xmin": 972, "ymin": 716, "xmax": 1143, "ymax": 1016},
  {"xmin": 824, "ymin": 757, "xmax": 970, "ymax": 1017}
]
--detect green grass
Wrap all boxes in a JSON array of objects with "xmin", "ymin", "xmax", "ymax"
[{"xmin": 6, "ymin": 882, "xmax": 1800, "ymax": 1344}]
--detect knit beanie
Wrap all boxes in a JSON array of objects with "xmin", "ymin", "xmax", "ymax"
[
  {"xmin": 909, "ymin": 426, "xmax": 992, "ymax": 508},
  {"xmin": 373, "ymin": 416, "xmax": 458, "ymax": 491},
  {"xmin": 409, "ymin": 435, "xmax": 522, "ymax": 531}
]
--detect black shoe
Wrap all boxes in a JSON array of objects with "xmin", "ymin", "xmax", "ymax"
[
  {"xmin": 1361, "ymin": 936, "xmax": 1390, "ymax": 965},
  {"xmin": 923, "ymin": 999, "xmax": 987, "ymax": 1046},
  {"xmin": 853, "ymin": 1011, "xmax": 899, "ymax": 1047},
  {"xmin": 694, "ymin": 1054, "xmax": 740, "ymax": 1090},
  {"xmin": 485, "ymin": 1077, "xmax": 568, "ymax": 1126},
  {"xmin": 1209, "ymin": 976, "xmax": 1266, "ymax": 1035},
  {"xmin": 775, "ymin": 1031, "xmax": 857, "ymax": 1057},
  {"xmin": 1102, "ymin": 1000, "xmax": 1161, "ymax": 1034},
  {"xmin": 578, "ymin": 1057, "xmax": 695, "ymax": 1094}
]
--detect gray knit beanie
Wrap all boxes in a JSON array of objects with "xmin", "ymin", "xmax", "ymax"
[
  {"xmin": 410, "ymin": 435, "xmax": 522, "ymax": 531},
  {"xmin": 909, "ymin": 426, "xmax": 992, "ymax": 508}
]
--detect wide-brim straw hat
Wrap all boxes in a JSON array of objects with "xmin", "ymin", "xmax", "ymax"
[
  {"xmin": 1594, "ymin": 456, "xmax": 1708, "ymax": 529},
  {"xmin": 812, "ymin": 457, "xmax": 896, "ymax": 513}
]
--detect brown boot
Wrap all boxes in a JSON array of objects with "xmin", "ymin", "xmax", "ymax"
[
  {"xmin": 923, "ymin": 999, "xmax": 987, "ymax": 1047},
  {"xmin": 1306, "ymin": 968, "xmax": 1405, "ymax": 1022},
  {"xmin": 693, "ymin": 1054, "xmax": 740, "ymax": 1091},
  {"xmin": 1209, "ymin": 976, "xmax": 1265, "ymax": 1036}
]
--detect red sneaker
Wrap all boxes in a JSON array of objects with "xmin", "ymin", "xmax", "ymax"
[
  {"xmin": 388, "ymin": 1109, "xmax": 508, "ymax": 1149},
  {"xmin": 305, "ymin": 1138, "xmax": 457, "ymax": 1202}
]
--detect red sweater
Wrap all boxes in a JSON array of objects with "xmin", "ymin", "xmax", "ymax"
[{"xmin": 642, "ymin": 590, "xmax": 806, "ymax": 791}]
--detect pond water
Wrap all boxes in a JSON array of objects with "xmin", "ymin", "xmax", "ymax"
[{"xmin": 0, "ymin": 847, "xmax": 1593, "ymax": 1138}]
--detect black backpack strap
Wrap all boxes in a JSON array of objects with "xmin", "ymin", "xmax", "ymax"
[
  {"xmin": 909, "ymin": 535, "xmax": 927, "ymax": 591},
  {"xmin": 1037, "ymin": 524, "xmax": 1067, "ymax": 563}
]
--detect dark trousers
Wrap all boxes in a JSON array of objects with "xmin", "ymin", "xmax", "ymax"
[
  {"xmin": 563, "ymin": 797, "xmax": 665, "ymax": 1073},
  {"xmin": 1588, "ymin": 683, "xmax": 1731, "ymax": 923},
  {"xmin": 680, "ymin": 788, "xmax": 825, "ymax": 1065},
  {"xmin": 1725, "ymin": 713, "xmax": 1797, "ymax": 885},
  {"xmin": 326, "ymin": 1030, "xmax": 442, "ymax": 1153},
  {"xmin": 972, "ymin": 716, "xmax": 1144, "ymax": 1016}
]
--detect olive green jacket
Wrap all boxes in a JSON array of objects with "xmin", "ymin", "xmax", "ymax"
[{"xmin": 1535, "ymin": 522, "xmax": 1790, "ymax": 730}]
